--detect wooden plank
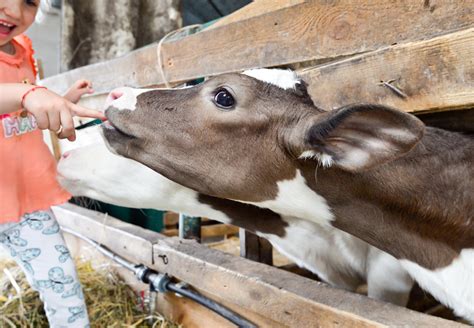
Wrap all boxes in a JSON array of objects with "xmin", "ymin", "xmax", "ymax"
[
  {"xmin": 52, "ymin": 203, "xmax": 159, "ymax": 266},
  {"xmin": 71, "ymin": 26, "xmax": 474, "ymax": 117},
  {"xmin": 153, "ymin": 239, "xmax": 465, "ymax": 328},
  {"xmin": 164, "ymin": 211, "xmax": 179, "ymax": 226},
  {"xmin": 54, "ymin": 203, "xmax": 466, "ymax": 327},
  {"xmin": 162, "ymin": 224, "xmax": 239, "ymax": 238},
  {"xmin": 207, "ymin": 0, "xmax": 305, "ymax": 30},
  {"xmin": 301, "ymin": 28, "xmax": 474, "ymax": 114},
  {"xmin": 160, "ymin": 0, "xmax": 472, "ymax": 83},
  {"xmin": 239, "ymin": 228, "xmax": 273, "ymax": 265},
  {"xmin": 40, "ymin": 43, "xmax": 160, "ymax": 96},
  {"xmin": 40, "ymin": 1, "xmax": 472, "ymax": 97},
  {"xmin": 204, "ymin": 224, "xmax": 239, "ymax": 238}
]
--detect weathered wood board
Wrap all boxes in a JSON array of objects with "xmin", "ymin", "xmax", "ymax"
[
  {"xmin": 207, "ymin": 0, "xmax": 306, "ymax": 30},
  {"xmin": 53, "ymin": 203, "xmax": 467, "ymax": 328},
  {"xmin": 162, "ymin": 223, "xmax": 239, "ymax": 238},
  {"xmin": 160, "ymin": 1, "xmax": 473, "ymax": 83},
  {"xmin": 65, "ymin": 27, "xmax": 474, "ymax": 118},
  {"xmin": 302, "ymin": 28, "xmax": 474, "ymax": 113}
]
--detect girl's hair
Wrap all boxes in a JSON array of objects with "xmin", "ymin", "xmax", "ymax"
[{"xmin": 35, "ymin": 0, "xmax": 60, "ymax": 24}]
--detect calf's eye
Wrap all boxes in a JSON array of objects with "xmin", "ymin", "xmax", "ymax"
[{"xmin": 214, "ymin": 89, "xmax": 235, "ymax": 109}]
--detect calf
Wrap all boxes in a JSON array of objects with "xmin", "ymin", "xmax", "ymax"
[
  {"xmin": 102, "ymin": 69, "xmax": 474, "ymax": 322},
  {"xmin": 58, "ymin": 125, "xmax": 413, "ymax": 305}
]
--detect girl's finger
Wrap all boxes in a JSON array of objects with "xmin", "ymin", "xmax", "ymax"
[
  {"xmin": 78, "ymin": 79, "xmax": 92, "ymax": 89},
  {"xmin": 59, "ymin": 108, "xmax": 75, "ymax": 141},
  {"xmin": 47, "ymin": 108, "xmax": 61, "ymax": 132},
  {"xmin": 77, "ymin": 79, "xmax": 88, "ymax": 88},
  {"xmin": 34, "ymin": 111, "xmax": 49, "ymax": 130},
  {"xmin": 71, "ymin": 103, "xmax": 106, "ymax": 120}
]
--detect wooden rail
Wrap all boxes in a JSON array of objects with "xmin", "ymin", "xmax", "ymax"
[
  {"xmin": 53, "ymin": 203, "xmax": 466, "ymax": 328},
  {"xmin": 302, "ymin": 28, "xmax": 474, "ymax": 114}
]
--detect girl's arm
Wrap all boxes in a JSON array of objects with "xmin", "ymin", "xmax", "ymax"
[
  {"xmin": 0, "ymin": 83, "xmax": 105, "ymax": 141},
  {"xmin": 0, "ymin": 83, "xmax": 35, "ymax": 115}
]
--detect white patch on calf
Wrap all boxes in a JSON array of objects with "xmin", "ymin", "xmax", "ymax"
[
  {"xmin": 400, "ymin": 249, "xmax": 474, "ymax": 323},
  {"xmin": 246, "ymin": 170, "xmax": 334, "ymax": 226},
  {"xmin": 258, "ymin": 216, "xmax": 412, "ymax": 305},
  {"xmin": 366, "ymin": 248, "xmax": 414, "ymax": 306},
  {"xmin": 243, "ymin": 68, "xmax": 300, "ymax": 90},
  {"xmin": 105, "ymin": 87, "xmax": 154, "ymax": 111},
  {"xmin": 58, "ymin": 138, "xmax": 233, "ymax": 224},
  {"xmin": 105, "ymin": 84, "xmax": 193, "ymax": 111},
  {"xmin": 59, "ymin": 125, "xmax": 103, "ymax": 154},
  {"xmin": 258, "ymin": 216, "xmax": 364, "ymax": 290}
]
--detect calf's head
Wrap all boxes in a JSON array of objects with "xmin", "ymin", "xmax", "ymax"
[
  {"xmin": 103, "ymin": 69, "xmax": 425, "ymax": 202},
  {"xmin": 57, "ymin": 124, "xmax": 289, "ymax": 236}
]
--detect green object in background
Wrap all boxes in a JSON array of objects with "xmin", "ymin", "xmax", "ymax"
[
  {"xmin": 140, "ymin": 208, "xmax": 164, "ymax": 232},
  {"xmin": 70, "ymin": 198, "xmax": 164, "ymax": 233}
]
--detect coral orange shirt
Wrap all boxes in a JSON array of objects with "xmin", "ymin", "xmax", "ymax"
[{"xmin": 0, "ymin": 35, "xmax": 71, "ymax": 224}]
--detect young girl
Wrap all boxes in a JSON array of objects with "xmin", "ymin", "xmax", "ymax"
[{"xmin": 0, "ymin": 1, "xmax": 105, "ymax": 326}]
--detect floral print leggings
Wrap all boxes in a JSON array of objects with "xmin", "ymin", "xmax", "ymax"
[{"xmin": 0, "ymin": 209, "xmax": 89, "ymax": 328}]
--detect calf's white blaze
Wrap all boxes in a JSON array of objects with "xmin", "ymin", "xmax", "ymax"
[
  {"xmin": 105, "ymin": 87, "xmax": 153, "ymax": 111},
  {"xmin": 106, "ymin": 84, "xmax": 193, "ymax": 112},
  {"xmin": 242, "ymin": 68, "xmax": 301, "ymax": 90}
]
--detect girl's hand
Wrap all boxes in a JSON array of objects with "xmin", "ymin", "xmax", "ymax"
[
  {"xmin": 63, "ymin": 79, "xmax": 94, "ymax": 104},
  {"xmin": 22, "ymin": 87, "xmax": 105, "ymax": 141}
]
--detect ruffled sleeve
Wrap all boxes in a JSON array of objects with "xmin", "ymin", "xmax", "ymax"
[{"xmin": 13, "ymin": 34, "xmax": 38, "ymax": 78}]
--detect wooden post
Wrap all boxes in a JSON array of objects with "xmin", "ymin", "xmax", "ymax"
[
  {"xmin": 239, "ymin": 228, "xmax": 273, "ymax": 265},
  {"xmin": 179, "ymin": 214, "xmax": 201, "ymax": 242}
]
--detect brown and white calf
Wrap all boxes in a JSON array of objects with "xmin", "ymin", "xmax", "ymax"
[
  {"xmin": 57, "ymin": 125, "xmax": 414, "ymax": 305},
  {"xmin": 102, "ymin": 69, "xmax": 474, "ymax": 322}
]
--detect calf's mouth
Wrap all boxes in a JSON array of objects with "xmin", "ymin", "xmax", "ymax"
[{"xmin": 101, "ymin": 108, "xmax": 138, "ymax": 155}]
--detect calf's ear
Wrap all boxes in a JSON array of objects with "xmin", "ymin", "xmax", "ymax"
[{"xmin": 296, "ymin": 104, "xmax": 425, "ymax": 171}]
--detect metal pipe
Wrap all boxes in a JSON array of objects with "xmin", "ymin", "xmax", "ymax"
[{"xmin": 61, "ymin": 227, "xmax": 256, "ymax": 328}]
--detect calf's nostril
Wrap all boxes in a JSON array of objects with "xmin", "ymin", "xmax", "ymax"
[
  {"xmin": 111, "ymin": 91, "xmax": 124, "ymax": 101},
  {"xmin": 62, "ymin": 151, "xmax": 71, "ymax": 159}
]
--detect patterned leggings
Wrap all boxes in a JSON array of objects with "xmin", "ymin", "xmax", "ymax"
[{"xmin": 0, "ymin": 209, "xmax": 90, "ymax": 328}]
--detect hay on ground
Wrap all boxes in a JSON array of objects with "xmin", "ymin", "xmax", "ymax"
[{"xmin": 0, "ymin": 258, "xmax": 180, "ymax": 327}]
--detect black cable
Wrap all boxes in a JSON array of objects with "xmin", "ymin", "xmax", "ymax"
[
  {"xmin": 166, "ymin": 283, "xmax": 257, "ymax": 328},
  {"xmin": 62, "ymin": 227, "xmax": 256, "ymax": 327}
]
